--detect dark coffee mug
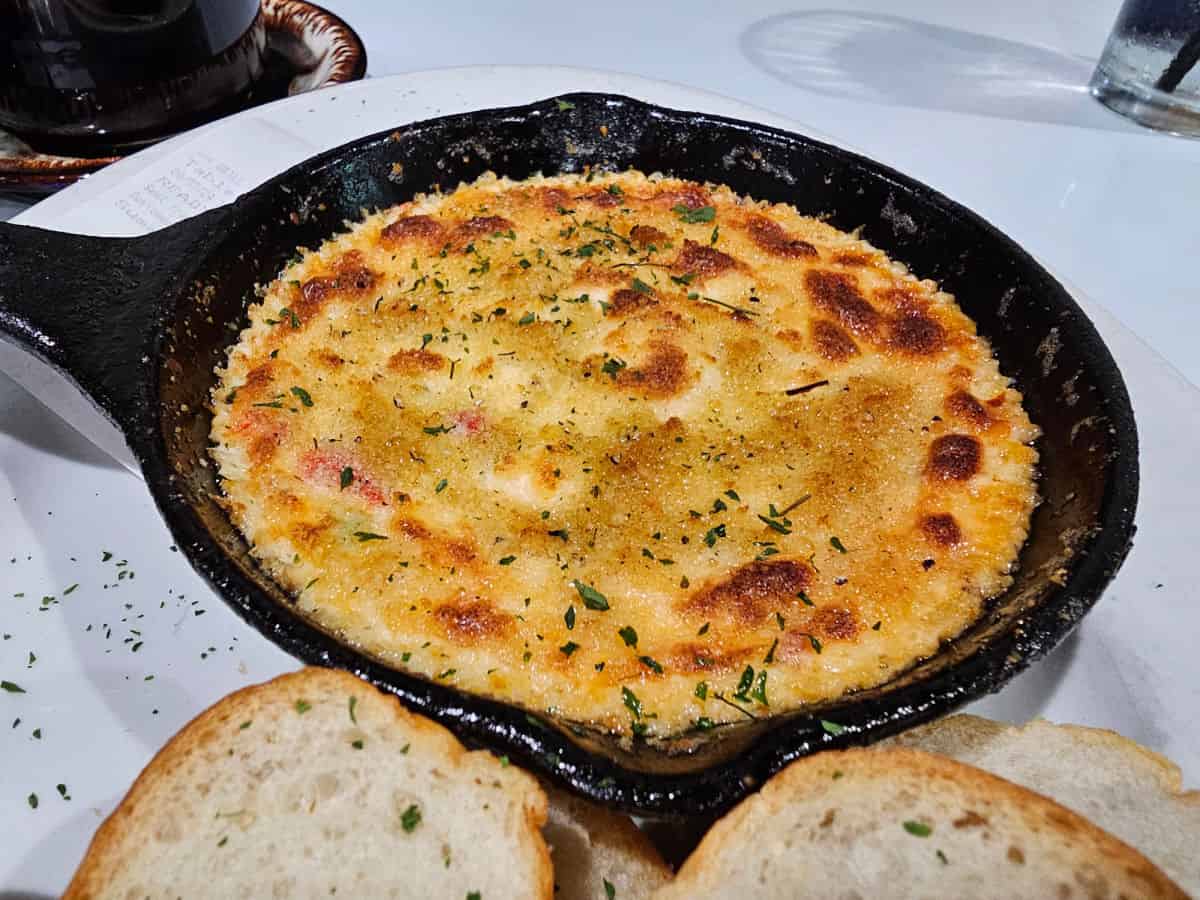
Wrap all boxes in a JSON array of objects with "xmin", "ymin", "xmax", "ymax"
[{"xmin": 0, "ymin": 0, "xmax": 265, "ymax": 156}]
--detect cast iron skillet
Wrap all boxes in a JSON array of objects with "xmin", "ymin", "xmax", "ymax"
[{"xmin": 0, "ymin": 93, "xmax": 1138, "ymax": 818}]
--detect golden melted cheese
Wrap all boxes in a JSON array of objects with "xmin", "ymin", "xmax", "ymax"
[{"xmin": 210, "ymin": 171, "xmax": 1038, "ymax": 742}]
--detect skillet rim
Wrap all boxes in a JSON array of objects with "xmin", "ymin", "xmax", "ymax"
[{"xmin": 137, "ymin": 91, "xmax": 1138, "ymax": 818}]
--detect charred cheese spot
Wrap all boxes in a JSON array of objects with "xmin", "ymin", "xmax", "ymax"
[
  {"xmin": 833, "ymin": 251, "xmax": 873, "ymax": 267},
  {"xmin": 928, "ymin": 434, "xmax": 983, "ymax": 481},
  {"xmin": 630, "ymin": 224, "xmax": 668, "ymax": 247},
  {"xmin": 381, "ymin": 214, "xmax": 444, "ymax": 243},
  {"xmin": 776, "ymin": 328, "xmax": 805, "ymax": 350},
  {"xmin": 922, "ymin": 513, "xmax": 964, "ymax": 547},
  {"xmin": 745, "ymin": 215, "xmax": 818, "ymax": 258},
  {"xmin": 685, "ymin": 559, "xmax": 812, "ymax": 625},
  {"xmin": 608, "ymin": 288, "xmax": 657, "ymax": 317},
  {"xmin": 312, "ymin": 349, "xmax": 346, "ymax": 370},
  {"xmin": 616, "ymin": 342, "xmax": 690, "ymax": 397},
  {"xmin": 581, "ymin": 189, "xmax": 621, "ymax": 208},
  {"xmin": 653, "ymin": 183, "xmax": 711, "ymax": 210},
  {"xmin": 435, "ymin": 599, "xmax": 512, "ymax": 643},
  {"xmin": 889, "ymin": 312, "xmax": 946, "ymax": 356},
  {"xmin": 389, "ymin": 348, "xmax": 446, "ymax": 374},
  {"xmin": 295, "ymin": 252, "xmax": 378, "ymax": 319},
  {"xmin": 453, "ymin": 215, "xmax": 514, "ymax": 247},
  {"xmin": 665, "ymin": 643, "xmax": 755, "ymax": 674},
  {"xmin": 947, "ymin": 390, "xmax": 991, "ymax": 428},
  {"xmin": 672, "ymin": 240, "xmax": 737, "ymax": 280},
  {"xmin": 805, "ymin": 270, "xmax": 881, "ymax": 338},
  {"xmin": 812, "ymin": 605, "xmax": 860, "ymax": 640},
  {"xmin": 811, "ymin": 319, "xmax": 859, "ymax": 361},
  {"xmin": 211, "ymin": 171, "xmax": 1037, "ymax": 740},
  {"xmin": 539, "ymin": 187, "xmax": 571, "ymax": 211}
]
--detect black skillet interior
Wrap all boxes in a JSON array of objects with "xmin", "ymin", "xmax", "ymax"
[{"xmin": 0, "ymin": 93, "xmax": 1138, "ymax": 818}]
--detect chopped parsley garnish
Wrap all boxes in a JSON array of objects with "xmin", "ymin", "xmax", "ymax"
[
  {"xmin": 639, "ymin": 655, "xmax": 663, "ymax": 674},
  {"xmin": 830, "ymin": 536, "xmax": 848, "ymax": 553},
  {"xmin": 674, "ymin": 204, "xmax": 716, "ymax": 224},
  {"xmin": 434, "ymin": 478, "xmax": 448, "ymax": 493},
  {"xmin": 279, "ymin": 307, "xmax": 301, "ymax": 328},
  {"xmin": 295, "ymin": 700, "xmax": 311, "ymax": 714},
  {"xmin": 757, "ymin": 514, "xmax": 792, "ymax": 535},
  {"xmin": 697, "ymin": 622, "xmax": 710, "ymax": 636},
  {"xmin": 724, "ymin": 489, "xmax": 740, "ymax": 501},
  {"xmin": 630, "ymin": 277, "xmax": 653, "ymax": 295},
  {"xmin": 436, "ymin": 668, "xmax": 456, "ymax": 680},
  {"xmin": 498, "ymin": 555, "xmax": 516, "ymax": 567},
  {"xmin": 547, "ymin": 528, "xmax": 570, "ymax": 542},
  {"xmin": 937, "ymin": 849, "xmax": 949, "ymax": 864},
  {"xmin": 353, "ymin": 532, "xmax": 388, "ymax": 542},
  {"xmin": 339, "ymin": 467, "xmax": 353, "ymax": 490},
  {"xmin": 564, "ymin": 605, "xmax": 576, "ymax": 630},
  {"xmin": 621, "ymin": 687, "xmax": 643, "ymax": 719},
  {"xmin": 702, "ymin": 523, "xmax": 726, "ymax": 547},
  {"xmin": 517, "ymin": 311, "xmax": 536, "ymax": 325},
  {"xmin": 401, "ymin": 804, "xmax": 422, "ymax": 832},
  {"xmin": 821, "ymin": 719, "xmax": 845, "ymax": 736},
  {"xmin": 734, "ymin": 666, "xmax": 755, "ymax": 701},
  {"xmin": 572, "ymin": 580, "xmax": 610, "ymax": 611},
  {"xmin": 903, "ymin": 820, "xmax": 932, "ymax": 837},
  {"xmin": 692, "ymin": 717, "xmax": 716, "ymax": 732},
  {"xmin": 289, "ymin": 386, "xmax": 313, "ymax": 407},
  {"xmin": 618, "ymin": 625, "xmax": 638, "ymax": 647},
  {"xmin": 764, "ymin": 638, "xmax": 779, "ymax": 664},
  {"xmin": 750, "ymin": 670, "xmax": 769, "ymax": 706},
  {"xmin": 560, "ymin": 641, "xmax": 579, "ymax": 657},
  {"xmin": 801, "ymin": 633, "xmax": 822, "ymax": 653},
  {"xmin": 63, "ymin": 583, "xmax": 78, "ymax": 596},
  {"xmin": 56, "ymin": 783, "xmax": 70, "ymax": 800},
  {"xmin": 555, "ymin": 99, "xmax": 576, "ymax": 111},
  {"xmin": 421, "ymin": 332, "xmax": 434, "ymax": 348},
  {"xmin": 601, "ymin": 357, "xmax": 627, "ymax": 378},
  {"xmin": 351, "ymin": 739, "xmax": 364, "ymax": 749},
  {"xmin": 252, "ymin": 400, "xmax": 284, "ymax": 409},
  {"xmin": 798, "ymin": 590, "xmax": 814, "ymax": 607},
  {"xmin": 1, "ymin": 680, "xmax": 25, "ymax": 693},
  {"xmin": 872, "ymin": 620, "xmax": 882, "ymax": 631},
  {"xmin": 775, "ymin": 611, "xmax": 786, "ymax": 630},
  {"xmin": 694, "ymin": 681, "xmax": 708, "ymax": 700},
  {"xmin": 348, "ymin": 696, "xmax": 358, "ymax": 724},
  {"xmin": 711, "ymin": 498, "xmax": 727, "ymax": 513},
  {"xmin": 27, "ymin": 793, "xmax": 37, "ymax": 809},
  {"xmin": 239, "ymin": 720, "xmax": 252, "ymax": 730},
  {"xmin": 423, "ymin": 424, "xmax": 451, "ymax": 435}
]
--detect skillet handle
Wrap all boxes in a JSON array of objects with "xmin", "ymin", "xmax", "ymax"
[{"xmin": 0, "ymin": 207, "xmax": 228, "ymax": 445}]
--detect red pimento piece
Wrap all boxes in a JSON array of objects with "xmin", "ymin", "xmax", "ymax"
[
  {"xmin": 300, "ymin": 449, "xmax": 386, "ymax": 505},
  {"xmin": 451, "ymin": 408, "xmax": 486, "ymax": 436}
]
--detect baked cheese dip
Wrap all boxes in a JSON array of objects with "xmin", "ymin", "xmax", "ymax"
[{"xmin": 210, "ymin": 171, "xmax": 1038, "ymax": 742}]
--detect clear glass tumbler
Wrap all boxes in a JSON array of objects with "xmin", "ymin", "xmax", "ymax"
[{"xmin": 1090, "ymin": 0, "xmax": 1200, "ymax": 136}]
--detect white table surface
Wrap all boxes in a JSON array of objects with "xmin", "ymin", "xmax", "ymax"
[{"xmin": 3, "ymin": 2, "xmax": 1199, "ymax": 895}]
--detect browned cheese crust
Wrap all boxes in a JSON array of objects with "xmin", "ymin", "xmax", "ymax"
[{"xmin": 210, "ymin": 172, "xmax": 1038, "ymax": 741}]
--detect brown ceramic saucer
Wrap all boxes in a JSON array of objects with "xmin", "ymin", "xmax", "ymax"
[{"xmin": 0, "ymin": 0, "xmax": 367, "ymax": 198}]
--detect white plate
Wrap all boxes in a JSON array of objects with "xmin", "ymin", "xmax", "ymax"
[{"xmin": 1, "ymin": 67, "xmax": 1197, "ymax": 894}]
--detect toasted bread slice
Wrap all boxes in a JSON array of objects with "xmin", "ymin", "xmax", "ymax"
[
  {"xmin": 884, "ymin": 714, "xmax": 1200, "ymax": 896},
  {"xmin": 63, "ymin": 668, "xmax": 552, "ymax": 900},
  {"xmin": 653, "ymin": 747, "xmax": 1187, "ymax": 899},
  {"xmin": 545, "ymin": 785, "xmax": 671, "ymax": 899}
]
